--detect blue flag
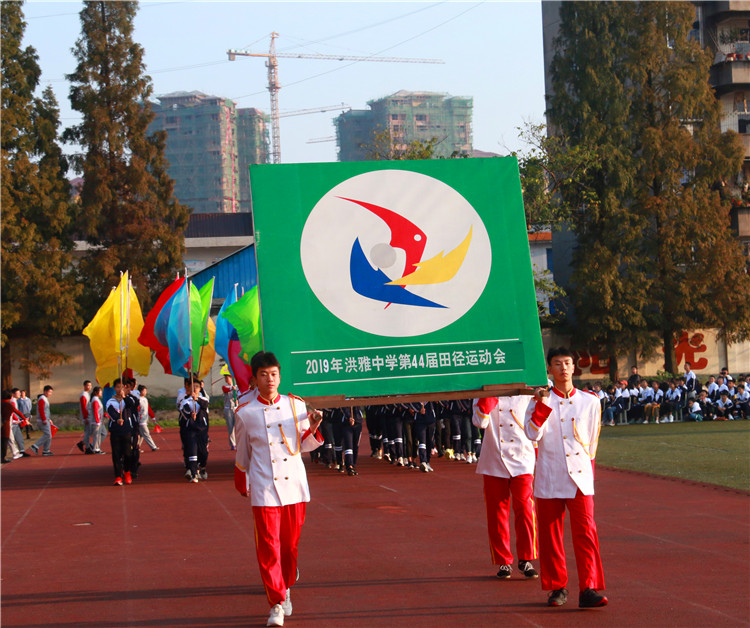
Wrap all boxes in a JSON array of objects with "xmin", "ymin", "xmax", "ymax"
[
  {"xmin": 215, "ymin": 286, "xmax": 237, "ymax": 379},
  {"xmin": 167, "ymin": 281, "xmax": 191, "ymax": 377}
]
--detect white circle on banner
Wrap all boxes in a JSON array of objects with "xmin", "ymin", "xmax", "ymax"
[{"xmin": 300, "ymin": 169, "xmax": 492, "ymax": 337}]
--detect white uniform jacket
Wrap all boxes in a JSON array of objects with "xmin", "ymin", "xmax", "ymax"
[
  {"xmin": 524, "ymin": 387, "xmax": 601, "ymax": 499},
  {"xmin": 472, "ymin": 395, "xmax": 535, "ymax": 478},
  {"xmin": 234, "ymin": 393, "xmax": 323, "ymax": 507}
]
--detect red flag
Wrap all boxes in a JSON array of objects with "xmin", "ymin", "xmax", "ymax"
[
  {"xmin": 154, "ymin": 423, "xmax": 163, "ymax": 434},
  {"xmin": 50, "ymin": 423, "xmax": 58, "ymax": 437},
  {"xmin": 139, "ymin": 277, "xmax": 185, "ymax": 374}
]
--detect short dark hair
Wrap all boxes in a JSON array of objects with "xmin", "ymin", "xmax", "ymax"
[
  {"xmin": 92, "ymin": 386, "xmax": 102, "ymax": 396},
  {"xmin": 43, "ymin": 385, "xmax": 53, "ymax": 393},
  {"xmin": 2, "ymin": 389, "xmax": 11, "ymax": 400},
  {"xmin": 685, "ymin": 362, "xmax": 691, "ymax": 368},
  {"xmin": 138, "ymin": 385, "xmax": 147, "ymax": 393},
  {"xmin": 251, "ymin": 351, "xmax": 280, "ymax": 376},
  {"xmin": 83, "ymin": 380, "xmax": 91, "ymax": 386},
  {"xmin": 11, "ymin": 387, "xmax": 19, "ymax": 394},
  {"xmin": 546, "ymin": 347, "xmax": 575, "ymax": 366},
  {"xmin": 113, "ymin": 378, "xmax": 122, "ymax": 387}
]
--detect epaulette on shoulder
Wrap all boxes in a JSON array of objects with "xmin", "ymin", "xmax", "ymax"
[
  {"xmin": 583, "ymin": 389, "xmax": 598, "ymax": 396},
  {"xmin": 289, "ymin": 393, "xmax": 305, "ymax": 403}
]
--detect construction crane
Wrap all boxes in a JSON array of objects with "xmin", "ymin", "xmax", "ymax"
[
  {"xmin": 306, "ymin": 136, "xmax": 336, "ymax": 144},
  {"xmin": 279, "ymin": 104, "xmax": 351, "ymax": 118},
  {"xmin": 227, "ymin": 32, "xmax": 444, "ymax": 164}
]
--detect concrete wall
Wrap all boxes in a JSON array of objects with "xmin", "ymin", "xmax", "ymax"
[
  {"xmin": 541, "ymin": 328, "xmax": 750, "ymax": 382},
  {"xmin": 9, "ymin": 327, "xmax": 749, "ymax": 403}
]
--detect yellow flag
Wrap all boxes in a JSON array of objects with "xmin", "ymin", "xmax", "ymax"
[
  {"xmin": 83, "ymin": 272, "xmax": 151, "ymax": 385},
  {"xmin": 117, "ymin": 272, "xmax": 151, "ymax": 378},
  {"xmin": 83, "ymin": 288, "xmax": 119, "ymax": 386}
]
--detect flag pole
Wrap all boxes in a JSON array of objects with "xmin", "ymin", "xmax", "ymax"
[
  {"xmin": 125, "ymin": 272, "xmax": 131, "ymax": 376},
  {"xmin": 117, "ymin": 271, "xmax": 124, "ymax": 379},
  {"xmin": 188, "ymin": 276, "xmax": 193, "ymax": 392},
  {"xmin": 197, "ymin": 278, "xmax": 215, "ymax": 377}
]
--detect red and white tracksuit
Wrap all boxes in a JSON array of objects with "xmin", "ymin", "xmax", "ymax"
[
  {"xmin": 32, "ymin": 395, "xmax": 52, "ymax": 453},
  {"xmin": 473, "ymin": 395, "xmax": 537, "ymax": 566},
  {"xmin": 524, "ymin": 387, "xmax": 605, "ymax": 592},
  {"xmin": 91, "ymin": 397, "xmax": 104, "ymax": 452},
  {"xmin": 80, "ymin": 390, "xmax": 92, "ymax": 449},
  {"xmin": 234, "ymin": 392, "xmax": 323, "ymax": 606}
]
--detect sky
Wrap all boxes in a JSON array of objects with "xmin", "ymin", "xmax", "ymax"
[{"xmin": 22, "ymin": 1, "xmax": 547, "ymax": 166}]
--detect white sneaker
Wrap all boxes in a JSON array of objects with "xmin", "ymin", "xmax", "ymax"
[
  {"xmin": 281, "ymin": 588, "xmax": 292, "ymax": 616},
  {"xmin": 420, "ymin": 461, "xmax": 429, "ymax": 472},
  {"xmin": 668, "ymin": 414, "xmax": 673, "ymax": 422},
  {"xmin": 426, "ymin": 463, "xmax": 434, "ymax": 472},
  {"xmin": 267, "ymin": 603, "xmax": 284, "ymax": 626}
]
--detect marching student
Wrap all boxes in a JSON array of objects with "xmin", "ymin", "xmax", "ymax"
[
  {"xmin": 9, "ymin": 389, "xmax": 29, "ymax": 458},
  {"xmin": 76, "ymin": 380, "xmax": 93, "ymax": 453},
  {"xmin": 124, "ymin": 379, "xmax": 142, "ymax": 477},
  {"xmin": 107, "ymin": 379, "xmax": 135, "ymax": 485},
  {"xmin": 180, "ymin": 381, "xmax": 210, "ymax": 482},
  {"xmin": 30, "ymin": 386, "xmax": 54, "ymax": 456},
  {"xmin": 222, "ymin": 373, "xmax": 239, "ymax": 450},
  {"xmin": 90, "ymin": 386, "xmax": 106, "ymax": 454},
  {"xmin": 365, "ymin": 404, "xmax": 383, "ymax": 458},
  {"xmin": 413, "ymin": 401, "xmax": 436, "ymax": 472},
  {"xmin": 18, "ymin": 390, "xmax": 32, "ymax": 439},
  {"xmin": 524, "ymin": 347, "xmax": 608, "ymax": 609},
  {"xmin": 2, "ymin": 391, "xmax": 28, "ymax": 462},
  {"xmin": 234, "ymin": 351, "xmax": 323, "ymax": 627},
  {"xmin": 473, "ymin": 393, "xmax": 538, "ymax": 580},
  {"xmin": 341, "ymin": 406, "xmax": 363, "ymax": 476},
  {"xmin": 137, "ymin": 385, "xmax": 159, "ymax": 452}
]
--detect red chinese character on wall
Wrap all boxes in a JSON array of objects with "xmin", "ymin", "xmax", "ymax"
[
  {"xmin": 671, "ymin": 332, "xmax": 708, "ymax": 370},
  {"xmin": 572, "ymin": 349, "xmax": 610, "ymax": 376}
]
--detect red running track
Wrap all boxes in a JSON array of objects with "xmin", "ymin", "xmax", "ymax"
[{"xmin": 1, "ymin": 427, "xmax": 748, "ymax": 627}]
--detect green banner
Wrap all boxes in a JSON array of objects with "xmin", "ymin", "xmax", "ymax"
[{"xmin": 249, "ymin": 158, "xmax": 546, "ymax": 398}]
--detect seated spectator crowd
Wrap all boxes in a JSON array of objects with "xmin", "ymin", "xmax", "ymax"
[{"xmin": 592, "ymin": 364, "xmax": 749, "ymax": 426}]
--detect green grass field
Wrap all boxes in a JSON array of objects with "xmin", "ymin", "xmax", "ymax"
[{"xmin": 596, "ymin": 420, "xmax": 750, "ymax": 491}]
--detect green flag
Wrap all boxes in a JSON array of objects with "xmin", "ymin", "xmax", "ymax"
[
  {"xmin": 222, "ymin": 285, "xmax": 262, "ymax": 362},
  {"xmin": 189, "ymin": 278, "xmax": 214, "ymax": 361}
]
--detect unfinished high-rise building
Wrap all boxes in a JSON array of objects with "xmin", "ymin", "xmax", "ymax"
[
  {"xmin": 334, "ymin": 90, "xmax": 473, "ymax": 161},
  {"xmin": 149, "ymin": 91, "xmax": 269, "ymax": 214}
]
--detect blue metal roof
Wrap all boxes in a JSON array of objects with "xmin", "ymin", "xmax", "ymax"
[{"xmin": 190, "ymin": 244, "xmax": 257, "ymax": 301}]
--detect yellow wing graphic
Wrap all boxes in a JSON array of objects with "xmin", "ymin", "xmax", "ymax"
[{"xmin": 387, "ymin": 226, "xmax": 473, "ymax": 286}]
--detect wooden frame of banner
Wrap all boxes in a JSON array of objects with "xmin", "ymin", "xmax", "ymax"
[{"xmin": 303, "ymin": 383, "xmax": 534, "ymax": 410}]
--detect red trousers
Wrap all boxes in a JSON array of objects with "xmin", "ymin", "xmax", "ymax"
[
  {"xmin": 252, "ymin": 502, "xmax": 307, "ymax": 606},
  {"xmin": 482, "ymin": 474, "xmax": 537, "ymax": 565},
  {"xmin": 536, "ymin": 491, "xmax": 605, "ymax": 592}
]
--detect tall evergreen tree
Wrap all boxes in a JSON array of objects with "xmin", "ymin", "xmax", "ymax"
[
  {"xmin": 626, "ymin": 2, "xmax": 749, "ymax": 372},
  {"xmin": 64, "ymin": 1, "xmax": 190, "ymax": 316},
  {"xmin": 1, "ymin": 1, "xmax": 82, "ymax": 388},
  {"xmin": 549, "ymin": 1, "xmax": 749, "ymax": 377},
  {"xmin": 548, "ymin": 2, "xmax": 650, "ymax": 380}
]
